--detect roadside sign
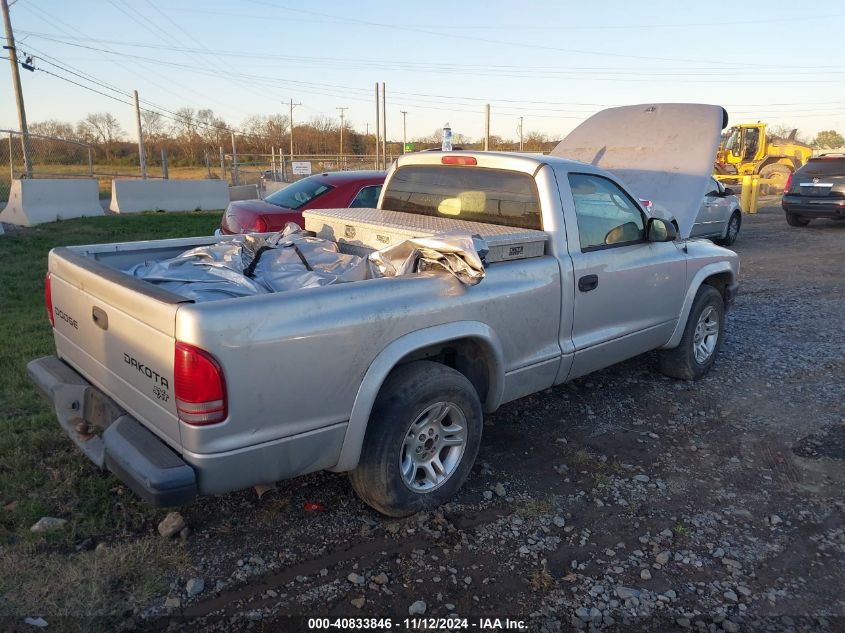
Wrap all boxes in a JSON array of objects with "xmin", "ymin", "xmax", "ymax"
[
  {"xmin": 292, "ymin": 161, "xmax": 312, "ymax": 176},
  {"xmin": 404, "ymin": 143, "xmax": 414, "ymax": 153}
]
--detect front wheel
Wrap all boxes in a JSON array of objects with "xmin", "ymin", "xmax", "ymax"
[
  {"xmin": 659, "ymin": 285, "xmax": 725, "ymax": 380},
  {"xmin": 349, "ymin": 361, "xmax": 483, "ymax": 517}
]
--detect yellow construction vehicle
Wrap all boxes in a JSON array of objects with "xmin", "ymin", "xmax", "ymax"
[{"xmin": 715, "ymin": 122, "xmax": 812, "ymax": 193}]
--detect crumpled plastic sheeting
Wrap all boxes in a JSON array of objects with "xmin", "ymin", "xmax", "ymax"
[
  {"xmin": 125, "ymin": 224, "xmax": 367, "ymax": 301},
  {"xmin": 367, "ymin": 233, "xmax": 487, "ymax": 286}
]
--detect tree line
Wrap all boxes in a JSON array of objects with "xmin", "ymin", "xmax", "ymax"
[{"xmin": 27, "ymin": 108, "xmax": 559, "ymax": 166}]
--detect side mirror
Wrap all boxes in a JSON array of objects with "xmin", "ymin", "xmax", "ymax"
[
  {"xmin": 646, "ymin": 217, "xmax": 677, "ymax": 242},
  {"xmin": 723, "ymin": 187, "xmax": 735, "ymax": 196}
]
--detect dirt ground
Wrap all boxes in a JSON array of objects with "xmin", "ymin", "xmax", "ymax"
[{"xmin": 51, "ymin": 205, "xmax": 845, "ymax": 631}]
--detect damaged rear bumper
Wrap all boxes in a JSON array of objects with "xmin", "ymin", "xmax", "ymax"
[{"xmin": 27, "ymin": 356, "xmax": 197, "ymax": 507}]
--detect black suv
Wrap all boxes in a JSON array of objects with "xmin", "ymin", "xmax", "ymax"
[{"xmin": 781, "ymin": 154, "xmax": 845, "ymax": 226}]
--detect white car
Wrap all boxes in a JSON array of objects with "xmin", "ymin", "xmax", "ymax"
[{"xmin": 642, "ymin": 178, "xmax": 741, "ymax": 246}]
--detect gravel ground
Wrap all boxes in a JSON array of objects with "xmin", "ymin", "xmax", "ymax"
[{"xmin": 135, "ymin": 205, "xmax": 844, "ymax": 632}]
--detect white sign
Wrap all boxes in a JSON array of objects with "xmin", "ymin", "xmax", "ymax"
[{"xmin": 292, "ymin": 161, "xmax": 312, "ymax": 176}]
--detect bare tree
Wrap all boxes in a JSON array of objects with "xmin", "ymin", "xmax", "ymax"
[
  {"xmin": 140, "ymin": 110, "xmax": 167, "ymax": 160},
  {"xmin": 76, "ymin": 113, "xmax": 124, "ymax": 160},
  {"xmin": 169, "ymin": 107, "xmax": 200, "ymax": 163},
  {"xmin": 30, "ymin": 120, "xmax": 76, "ymax": 140}
]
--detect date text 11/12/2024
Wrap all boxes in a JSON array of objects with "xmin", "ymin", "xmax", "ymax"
[{"xmin": 307, "ymin": 617, "xmax": 528, "ymax": 630}]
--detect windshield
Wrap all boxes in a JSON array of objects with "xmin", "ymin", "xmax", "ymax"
[
  {"xmin": 264, "ymin": 178, "xmax": 334, "ymax": 210},
  {"xmin": 381, "ymin": 165, "xmax": 541, "ymax": 230}
]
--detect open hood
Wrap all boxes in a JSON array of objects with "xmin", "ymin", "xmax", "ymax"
[{"xmin": 551, "ymin": 103, "xmax": 728, "ymax": 239}]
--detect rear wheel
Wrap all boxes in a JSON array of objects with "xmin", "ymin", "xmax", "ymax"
[
  {"xmin": 349, "ymin": 361, "xmax": 483, "ymax": 517},
  {"xmin": 659, "ymin": 285, "xmax": 725, "ymax": 381},
  {"xmin": 759, "ymin": 164, "xmax": 791, "ymax": 195},
  {"xmin": 785, "ymin": 212, "xmax": 810, "ymax": 227},
  {"xmin": 715, "ymin": 211, "xmax": 741, "ymax": 246}
]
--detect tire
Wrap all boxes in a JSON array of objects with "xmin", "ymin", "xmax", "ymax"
[
  {"xmin": 349, "ymin": 361, "xmax": 483, "ymax": 517},
  {"xmin": 659, "ymin": 285, "xmax": 725, "ymax": 381},
  {"xmin": 785, "ymin": 212, "xmax": 810, "ymax": 227},
  {"xmin": 759, "ymin": 163, "xmax": 791, "ymax": 195},
  {"xmin": 715, "ymin": 211, "xmax": 741, "ymax": 246}
]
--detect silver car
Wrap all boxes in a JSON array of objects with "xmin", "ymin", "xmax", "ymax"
[
  {"xmin": 643, "ymin": 178, "xmax": 741, "ymax": 246},
  {"xmin": 692, "ymin": 178, "xmax": 741, "ymax": 245}
]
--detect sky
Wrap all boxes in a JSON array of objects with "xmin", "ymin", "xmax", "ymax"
[{"xmin": 2, "ymin": 0, "xmax": 845, "ymax": 145}]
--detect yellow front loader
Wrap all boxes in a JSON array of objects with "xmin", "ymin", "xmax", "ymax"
[{"xmin": 715, "ymin": 123, "xmax": 812, "ymax": 193}]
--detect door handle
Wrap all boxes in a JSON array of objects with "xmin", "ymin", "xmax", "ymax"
[{"xmin": 578, "ymin": 274, "xmax": 599, "ymax": 292}]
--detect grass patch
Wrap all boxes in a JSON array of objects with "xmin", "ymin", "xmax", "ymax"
[
  {"xmin": 517, "ymin": 497, "xmax": 554, "ymax": 519},
  {"xmin": 0, "ymin": 536, "xmax": 188, "ymax": 632},
  {"xmin": 528, "ymin": 561, "xmax": 554, "ymax": 591},
  {"xmin": 672, "ymin": 522, "xmax": 691, "ymax": 538},
  {"xmin": 0, "ymin": 213, "xmax": 217, "ymax": 622}
]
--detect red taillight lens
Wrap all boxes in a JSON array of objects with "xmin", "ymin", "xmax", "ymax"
[
  {"xmin": 249, "ymin": 216, "xmax": 268, "ymax": 233},
  {"xmin": 783, "ymin": 172, "xmax": 793, "ymax": 193},
  {"xmin": 441, "ymin": 155, "xmax": 477, "ymax": 166},
  {"xmin": 174, "ymin": 342, "xmax": 227, "ymax": 425},
  {"xmin": 45, "ymin": 272, "xmax": 55, "ymax": 327}
]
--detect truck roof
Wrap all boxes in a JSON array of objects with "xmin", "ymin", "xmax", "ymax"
[{"xmin": 395, "ymin": 150, "xmax": 590, "ymax": 176}]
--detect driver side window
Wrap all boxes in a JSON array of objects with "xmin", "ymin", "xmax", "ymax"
[{"xmin": 568, "ymin": 173, "xmax": 645, "ymax": 251}]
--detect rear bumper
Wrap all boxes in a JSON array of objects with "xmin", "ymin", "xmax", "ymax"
[
  {"xmin": 782, "ymin": 196, "xmax": 845, "ymax": 218},
  {"xmin": 27, "ymin": 356, "xmax": 197, "ymax": 507}
]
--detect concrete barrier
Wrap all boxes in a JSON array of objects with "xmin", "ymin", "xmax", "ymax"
[
  {"xmin": 0, "ymin": 179, "xmax": 103, "ymax": 227},
  {"xmin": 229, "ymin": 184, "xmax": 260, "ymax": 201},
  {"xmin": 262, "ymin": 181, "xmax": 290, "ymax": 197},
  {"xmin": 109, "ymin": 179, "xmax": 229, "ymax": 213}
]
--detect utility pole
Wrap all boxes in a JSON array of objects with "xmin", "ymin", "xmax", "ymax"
[
  {"xmin": 2, "ymin": 0, "xmax": 32, "ymax": 177},
  {"xmin": 400, "ymin": 110, "xmax": 408, "ymax": 153},
  {"xmin": 336, "ymin": 106, "xmax": 347, "ymax": 165},
  {"xmin": 484, "ymin": 103, "xmax": 491, "ymax": 151},
  {"xmin": 518, "ymin": 116, "xmax": 524, "ymax": 152},
  {"xmin": 381, "ymin": 82, "xmax": 387, "ymax": 169},
  {"xmin": 374, "ymin": 83, "xmax": 380, "ymax": 170},
  {"xmin": 133, "ymin": 90, "xmax": 147, "ymax": 179},
  {"xmin": 288, "ymin": 98, "xmax": 301, "ymax": 160}
]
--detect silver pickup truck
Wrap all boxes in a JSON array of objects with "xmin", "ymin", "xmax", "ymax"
[{"xmin": 29, "ymin": 104, "xmax": 739, "ymax": 516}]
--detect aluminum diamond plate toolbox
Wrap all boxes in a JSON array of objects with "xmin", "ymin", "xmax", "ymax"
[{"xmin": 303, "ymin": 208, "xmax": 547, "ymax": 263}]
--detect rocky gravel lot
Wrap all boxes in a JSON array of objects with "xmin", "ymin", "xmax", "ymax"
[{"xmin": 71, "ymin": 206, "xmax": 845, "ymax": 631}]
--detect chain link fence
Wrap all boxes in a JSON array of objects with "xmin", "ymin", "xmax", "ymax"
[
  {"xmin": 1, "ymin": 128, "xmax": 404, "ymax": 204},
  {"xmin": 1, "ymin": 129, "xmax": 94, "ymax": 202},
  {"xmin": 224, "ymin": 152, "xmax": 399, "ymax": 189}
]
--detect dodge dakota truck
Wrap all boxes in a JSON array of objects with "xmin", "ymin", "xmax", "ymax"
[{"xmin": 28, "ymin": 104, "xmax": 739, "ymax": 516}]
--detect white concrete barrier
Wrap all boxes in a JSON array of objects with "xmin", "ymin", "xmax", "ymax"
[
  {"xmin": 109, "ymin": 179, "xmax": 229, "ymax": 213},
  {"xmin": 262, "ymin": 181, "xmax": 290, "ymax": 197},
  {"xmin": 0, "ymin": 179, "xmax": 103, "ymax": 227},
  {"xmin": 229, "ymin": 184, "xmax": 260, "ymax": 201}
]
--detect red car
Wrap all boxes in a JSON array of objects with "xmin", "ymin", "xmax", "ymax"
[{"xmin": 219, "ymin": 170, "xmax": 385, "ymax": 235}]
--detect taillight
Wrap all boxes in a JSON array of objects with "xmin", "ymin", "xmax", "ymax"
[
  {"xmin": 783, "ymin": 172, "xmax": 793, "ymax": 194},
  {"xmin": 248, "ymin": 216, "xmax": 268, "ymax": 233},
  {"xmin": 45, "ymin": 272, "xmax": 55, "ymax": 327},
  {"xmin": 639, "ymin": 198, "xmax": 653, "ymax": 210},
  {"xmin": 442, "ymin": 155, "xmax": 477, "ymax": 166},
  {"xmin": 174, "ymin": 342, "xmax": 227, "ymax": 425}
]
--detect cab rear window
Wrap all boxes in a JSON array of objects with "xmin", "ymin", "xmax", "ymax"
[{"xmin": 381, "ymin": 165, "xmax": 541, "ymax": 230}]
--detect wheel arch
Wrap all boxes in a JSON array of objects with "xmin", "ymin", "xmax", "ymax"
[
  {"xmin": 330, "ymin": 321, "xmax": 506, "ymax": 472},
  {"xmin": 662, "ymin": 263, "xmax": 737, "ymax": 349}
]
